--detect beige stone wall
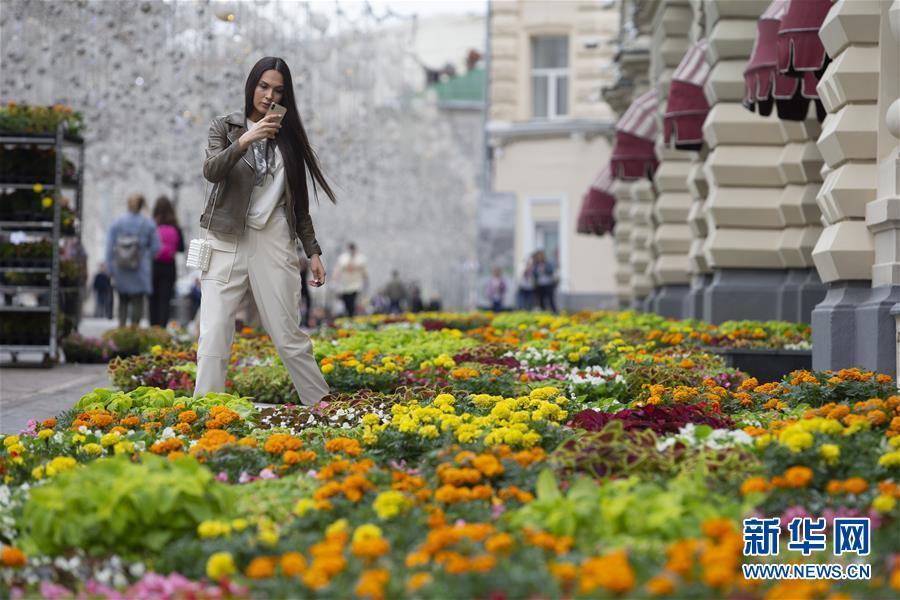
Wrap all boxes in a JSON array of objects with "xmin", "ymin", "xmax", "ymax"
[
  {"xmin": 812, "ymin": 0, "xmax": 880, "ymax": 283},
  {"xmin": 613, "ymin": 179, "xmax": 634, "ymax": 303},
  {"xmin": 492, "ymin": 136, "xmax": 618, "ymax": 296},
  {"xmin": 489, "ymin": 1, "xmax": 618, "ymax": 122},
  {"xmin": 630, "ymin": 179, "xmax": 657, "ymax": 297}
]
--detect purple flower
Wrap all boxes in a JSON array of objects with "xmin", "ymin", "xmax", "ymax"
[{"xmin": 491, "ymin": 503, "xmax": 506, "ymax": 519}]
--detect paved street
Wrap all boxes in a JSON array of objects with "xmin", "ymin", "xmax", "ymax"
[{"xmin": 0, "ymin": 317, "xmax": 119, "ymax": 434}]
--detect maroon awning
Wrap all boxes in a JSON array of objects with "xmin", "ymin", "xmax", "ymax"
[
  {"xmin": 664, "ymin": 40, "xmax": 710, "ymax": 151},
  {"xmin": 777, "ymin": 0, "xmax": 831, "ymax": 75},
  {"xmin": 744, "ymin": 0, "xmax": 829, "ymax": 121},
  {"xmin": 577, "ymin": 166, "xmax": 615, "ymax": 235},
  {"xmin": 610, "ymin": 89, "xmax": 658, "ymax": 180}
]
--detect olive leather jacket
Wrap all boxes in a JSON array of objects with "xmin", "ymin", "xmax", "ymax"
[{"xmin": 200, "ymin": 110, "xmax": 322, "ymax": 257}]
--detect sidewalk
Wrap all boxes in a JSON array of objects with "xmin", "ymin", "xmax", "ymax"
[{"xmin": 0, "ymin": 317, "xmax": 119, "ymax": 435}]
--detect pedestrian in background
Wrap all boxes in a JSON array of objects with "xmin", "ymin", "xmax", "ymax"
[
  {"xmin": 105, "ymin": 193, "xmax": 159, "ymax": 327},
  {"xmin": 149, "ymin": 196, "xmax": 185, "ymax": 327},
  {"xmin": 516, "ymin": 255, "xmax": 535, "ymax": 311},
  {"xmin": 92, "ymin": 262, "xmax": 113, "ymax": 318},
  {"xmin": 383, "ymin": 270, "xmax": 407, "ymax": 314},
  {"xmin": 486, "ymin": 267, "xmax": 507, "ymax": 312},
  {"xmin": 533, "ymin": 250, "xmax": 558, "ymax": 313},
  {"xmin": 334, "ymin": 242, "xmax": 368, "ymax": 318}
]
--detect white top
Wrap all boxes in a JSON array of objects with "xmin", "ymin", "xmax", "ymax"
[
  {"xmin": 336, "ymin": 251, "xmax": 368, "ymax": 293},
  {"xmin": 245, "ymin": 117, "xmax": 286, "ymax": 230}
]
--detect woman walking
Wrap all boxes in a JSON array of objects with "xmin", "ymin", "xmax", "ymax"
[
  {"xmin": 194, "ymin": 57, "xmax": 334, "ymax": 406},
  {"xmin": 149, "ymin": 196, "xmax": 185, "ymax": 327}
]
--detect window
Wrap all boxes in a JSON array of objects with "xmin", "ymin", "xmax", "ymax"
[
  {"xmin": 531, "ymin": 35, "xmax": 569, "ymax": 118},
  {"xmin": 534, "ymin": 221, "xmax": 560, "ymax": 267}
]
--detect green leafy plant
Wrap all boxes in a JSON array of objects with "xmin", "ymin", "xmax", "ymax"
[{"xmin": 21, "ymin": 454, "xmax": 234, "ymax": 557}]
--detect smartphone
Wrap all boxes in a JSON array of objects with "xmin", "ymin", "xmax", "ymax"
[{"xmin": 267, "ymin": 102, "xmax": 287, "ymax": 121}]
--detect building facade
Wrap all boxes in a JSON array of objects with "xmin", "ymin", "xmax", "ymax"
[
  {"xmin": 485, "ymin": 0, "xmax": 621, "ymax": 311},
  {"xmin": 605, "ymin": 0, "xmax": 900, "ymax": 376}
]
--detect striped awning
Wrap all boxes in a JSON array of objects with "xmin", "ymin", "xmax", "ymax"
[
  {"xmin": 744, "ymin": 0, "xmax": 828, "ymax": 121},
  {"xmin": 664, "ymin": 40, "xmax": 710, "ymax": 151},
  {"xmin": 577, "ymin": 165, "xmax": 616, "ymax": 236},
  {"xmin": 610, "ymin": 89, "xmax": 658, "ymax": 180}
]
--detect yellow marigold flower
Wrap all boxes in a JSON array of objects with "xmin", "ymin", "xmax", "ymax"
[
  {"xmin": 3, "ymin": 436, "xmax": 20, "ymax": 447},
  {"xmin": 819, "ymin": 444, "xmax": 840, "ymax": 464},
  {"xmin": 37, "ymin": 429, "xmax": 54, "ymax": 440},
  {"xmin": 198, "ymin": 520, "xmax": 232, "ymax": 539},
  {"xmin": 231, "ymin": 518, "xmax": 248, "ymax": 531},
  {"xmin": 879, "ymin": 451, "xmax": 900, "ymax": 468},
  {"xmin": 373, "ymin": 490, "xmax": 408, "ymax": 520},
  {"xmin": 872, "ymin": 494, "xmax": 896, "ymax": 513},
  {"xmin": 206, "ymin": 552, "xmax": 236, "ymax": 580},
  {"xmin": 46, "ymin": 456, "xmax": 76, "ymax": 476},
  {"xmin": 294, "ymin": 498, "xmax": 316, "ymax": 517},
  {"xmin": 321, "ymin": 363, "xmax": 335, "ymax": 374},
  {"xmin": 81, "ymin": 443, "xmax": 103, "ymax": 456},
  {"xmin": 326, "ymin": 518, "xmax": 350, "ymax": 537},
  {"xmin": 100, "ymin": 432, "xmax": 120, "ymax": 447},
  {"xmin": 150, "ymin": 345, "xmax": 163, "ymax": 355},
  {"xmin": 31, "ymin": 466, "xmax": 45, "ymax": 480},
  {"xmin": 32, "ymin": 183, "xmax": 43, "ymax": 193},
  {"xmin": 411, "ymin": 424, "xmax": 435, "ymax": 439}
]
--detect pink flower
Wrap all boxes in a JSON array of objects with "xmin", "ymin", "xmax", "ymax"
[
  {"xmin": 780, "ymin": 505, "xmax": 810, "ymax": 528},
  {"xmin": 39, "ymin": 582, "xmax": 72, "ymax": 600},
  {"xmin": 238, "ymin": 471, "xmax": 253, "ymax": 484},
  {"xmin": 216, "ymin": 471, "xmax": 229, "ymax": 482},
  {"xmin": 259, "ymin": 468, "xmax": 277, "ymax": 480},
  {"xmin": 491, "ymin": 503, "xmax": 506, "ymax": 519}
]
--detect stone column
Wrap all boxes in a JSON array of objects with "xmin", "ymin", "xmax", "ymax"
[
  {"xmin": 612, "ymin": 179, "xmax": 634, "ymax": 306},
  {"xmin": 811, "ymin": 0, "xmax": 879, "ymax": 370},
  {"xmin": 686, "ymin": 156, "xmax": 711, "ymax": 317},
  {"xmin": 629, "ymin": 179, "xmax": 656, "ymax": 307},
  {"xmin": 648, "ymin": 0, "xmax": 693, "ymax": 317},
  {"xmin": 701, "ymin": 0, "xmax": 789, "ymax": 323},
  {"xmin": 855, "ymin": 1, "xmax": 900, "ymax": 375}
]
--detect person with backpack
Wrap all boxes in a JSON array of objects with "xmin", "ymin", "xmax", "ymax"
[
  {"xmin": 149, "ymin": 196, "xmax": 185, "ymax": 327},
  {"xmin": 105, "ymin": 193, "xmax": 159, "ymax": 327}
]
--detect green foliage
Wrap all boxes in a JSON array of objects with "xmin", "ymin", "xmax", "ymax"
[
  {"xmin": 101, "ymin": 326, "xmax": 172, "ymax": 357},
  {"xmin": 507, "ymin": 468, "xmax": 752, "ymax": 553},
  {"xmin": 73, "ymin": 387, "xmax": 256, "ymax": 419},
  {"xmin": 22, "ymin": 454, "xmax": 234, "ymax": 557}
]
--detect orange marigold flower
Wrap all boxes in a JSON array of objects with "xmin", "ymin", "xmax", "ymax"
[
  {"xmin": 843, "ymin": 477, "xmax": 868, "ymax": 495},
  {"xmin": 90, "ymin": 413, "xmax": 114, "ymax": 428},
  {"xmin": 549, "ymin": 561, "xmax": 578, "ymax": 583},
  {"xmin": 239, "ymin": 437, "xmax": 258, "ymax": 448},
  {"xmin": 867, "ymin": 410, "xmax": 888, "ymax": 426},
  {"xmin": 178, "ymin": 410, "xmax": 197, "ymax": 424},
  {"xmin": 355, "ymin": 569, "xmax": 390, "ymax": 600},
  {"xmin": 484, "ymin": 533, "xmax": 514, "ymax": 554},
  {"xmin": 120, "ymin": 416, "xmax": 140, "ymax": 428},
  {"xmin": 246, "ymin": 556, "xmax": 277, "ymax": 579},
  {"xmin": 740, "ymin": 477, "xmax": 770, "ymax": 496},
  {"xmin": 783, "ymin": 466, "xmax": 813, "ymax": 488},
  {"xmin": 646, "ymin": 575, "xmax": 676, "ymax": 596},
  {"xmin": 826, "ymin": 480, "xmax": 844, "ymax": 495},
  {"xmin": 280, "ymin": 552, "xmax": 307, "ymax": 576},
  {"xmin": 351, "ymin": 537, "xmax": 390, "ymax": 560},
  {"xmin": 264, "ymin": 433, "xmax": 303, "ymax": 454},
  {"xmin": 406, "ymin": 572, "xmax": 433, "ymax": 591},
  {"xmin": 468, "ymin": 554, "xmax": 496, "ymax": 573},
  {"xmin": 702, "ymin": 518, "xmax": 736, "ymax": 540},
  {"xmin": 0, "ymin": 546, "xmax": 26, "ymax": 567},
  {"xmin": 41, "ymin": 418, "xmax": 57, "ymax": 428},
  {"xmin": 325, "ymin": 437, "xmax": 362, "ymax": 457}
]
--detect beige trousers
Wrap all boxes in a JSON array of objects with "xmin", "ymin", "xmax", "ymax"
[{"xmin": 193, "ymin": 207, "xmax": 329, "ymax": 406}]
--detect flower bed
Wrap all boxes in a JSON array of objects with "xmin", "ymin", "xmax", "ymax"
[{"xmin": 1, "ymin": 310, "xmax": 898, "ymax": 599}]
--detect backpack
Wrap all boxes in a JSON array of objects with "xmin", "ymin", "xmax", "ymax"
[
  {"xmin": 114, "ymin": 234, "xmax": 140, "ymax": 270},
  {"xmin": 156, "ymin": 224, "xmax": 180, "ymax": 262}
]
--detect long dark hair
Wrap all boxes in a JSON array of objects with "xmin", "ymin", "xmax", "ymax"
[
  {"xmin": 152, "ymin": 196, "xmax": 178, "ymax": 226},
  {"xmin": 244, "ymin": 57, "xmax": 337, "ymax": 215}
]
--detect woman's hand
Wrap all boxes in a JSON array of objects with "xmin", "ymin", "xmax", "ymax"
[
  {"xmin": 309, "ymin": 254, "xmax": 326, "ymax": 287},
  {"xmin": 238, "ymin": 113, "xmax": 281, "ymax": 150}
]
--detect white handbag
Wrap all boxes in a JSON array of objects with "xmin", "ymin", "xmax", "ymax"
[{"xmin": 186, "ymin": 181, "xmax": 219, "ymax": 272}]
